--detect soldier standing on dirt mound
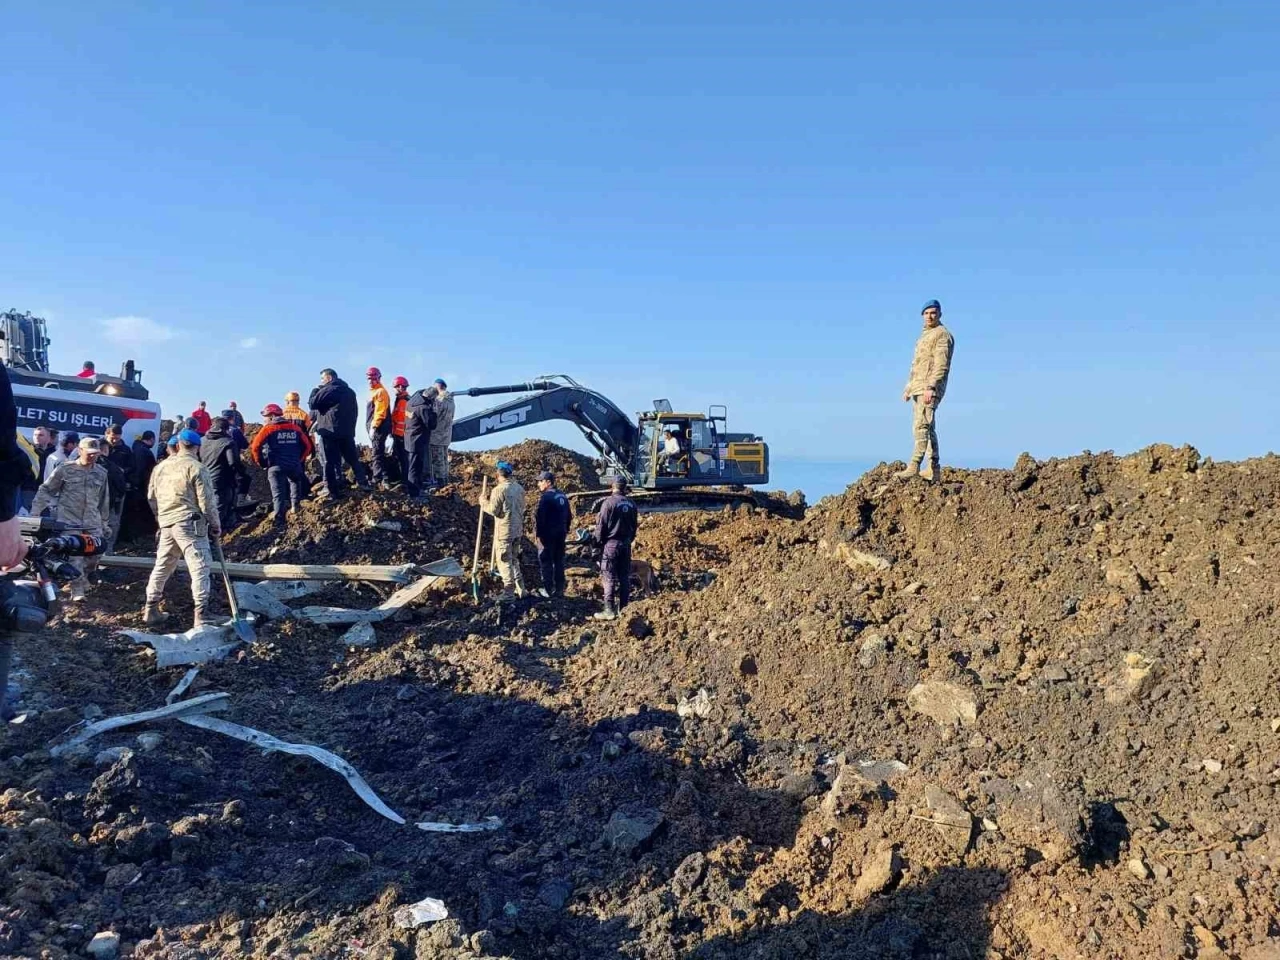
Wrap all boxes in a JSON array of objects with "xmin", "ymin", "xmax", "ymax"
[
  {"xmin": 897, "ymin": 298, "xmax": 955, "ymax": 483},
  {"xmin": 429, "ymin": 379, "xmax": 455, "ymax": 486},
  {"xmin": 484, "ymin": 461, "xmax": 527, "ymax": 601},
  {"xmin": 592, "ymin": 477, "xmax": 639, "ymax": 621},
  {"xmin": 143, "ymin": 430, "xmax": 220, "ymax": 630}
]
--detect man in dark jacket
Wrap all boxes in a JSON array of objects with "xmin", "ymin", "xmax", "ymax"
[
  {"xmin": 533, "ymin": 470, "xmax": 572, "ymax": 598},
  {"xmin": 128, "ymin": 430, "xmax": 159, "ymax": 538},
  {"xmin": 592, "ymin": 477, "xmax": 639, "ymax": 621},
  {"xmin": 402, "ymin": 388, "xmax": 436, "ymax": 498},
  {"xmin": 199, "ymin": 417, "xmax": 240, "ymax": 531},
  {"xmin": 309, "ymin": 368, "xmax": 368, "ymax": 500},
  {"xmin": 101, "ymin": 424, "xmax": 135, "ymax": 552},
  {"xmin": 251, "ymin": 404, "xmax": 313, "ymax": 527}
]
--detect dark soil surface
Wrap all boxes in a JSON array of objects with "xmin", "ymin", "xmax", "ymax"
[{"xmin": 3, "ymin": 442, "xmax": 1278, "ymax": 959}]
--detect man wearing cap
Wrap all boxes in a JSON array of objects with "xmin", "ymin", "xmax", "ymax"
[
  {"xmin": 592, "ymin": 477, "xmax": 639, "ymax": 620},
  {"xmin": 365, "ymin": 367, "xmax": 394, "ymax": 489},
  {"xmin": 32, "ymin": 437, "xmax": 110, "ymax": 601},
  {"xmin": 898, "ymin": 299, "xmax": 955, "ymax": 483},
  {"xmin": 225, "ymin": 402, "xmax": 246, "ymax": 432},
  {"xmin": 251, "ymin": 404, "xmax": 313, "ymax": 527},
  {"xmin": 390, "ymin": 377, "xmax": 410, "ymax": 485},
  {"xmin": 428, "ymin": 379, "xmax": 455, "ymax": 487},
  {"xmin": 310, "ymin": 368, "xmax": 368, "ymax": 500},
  {"xmin": 533, "ymin": 470, "xmax": 572, "ymax": 599},
  {"xmin": 129, "ymin": 430, "xmax": 159, "ymax": 539},
  {"xmin": 483, "ymin": 462, "xmax": 526, "ymax": 600},
  {"xmin": 144, "ymin": 429, "xmax": 219, "ymax": 629}
]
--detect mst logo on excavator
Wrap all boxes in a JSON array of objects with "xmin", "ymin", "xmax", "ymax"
[{"xmin": 479, "ymin": 404, "xmax": 533, "ymax": 435}]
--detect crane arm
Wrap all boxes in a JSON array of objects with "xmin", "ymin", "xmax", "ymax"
[{"xmin": 450, "ymin": 380, "xmax": 640, "ymax": 476}]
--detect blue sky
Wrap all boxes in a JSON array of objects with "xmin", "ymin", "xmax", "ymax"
[{"xmin": 3, "ymin": 1, "xmax": 1277, "ymax": 482}]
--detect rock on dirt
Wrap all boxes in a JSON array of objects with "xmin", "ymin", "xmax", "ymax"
[
  {"xmin": 853, "ymin": 845, "xmax": 902, "ymax": 900},
  {"xmin": 86, "ymin": 931, "xmax": 120, "ymax": 959},
  {"xmin": 907, "ymin": 680, "xmax": 980, "ymax": 726},
  {"xmin": 925, "ymin": 784, "xmax": 973, "ymax": 854},
  {"xmin": 602, "ymin": 808, "xmax": 664, "ymax": 856}
]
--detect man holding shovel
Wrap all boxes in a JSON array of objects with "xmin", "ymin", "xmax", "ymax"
[{"xmin": 142, "ymin": 429, "xmax": 220, "ymax": 630}]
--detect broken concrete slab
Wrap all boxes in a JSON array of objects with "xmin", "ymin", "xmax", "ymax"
[
  {"xmin": 100, "ymin": 556, "xmax": 419, "ymax": 584},
  {"xmin": 415, "ymin": 817, "xmax": 504, "ymax": 834},
  {"xmin": 295, "ymin": 606, "xmax": 394, "ymax": 626},
  {"xmin": 253, "ymin": 580, "xmax": 326, "ymax": 601},
  {"xmin": 232, "ymin": 583, "xmax": 293, "ymax": 620},
  {"xmin": 853, "ymin": 845, "xmax": 901, "ymax": 900},
  {"xmin": 121, "ymin": 626, "xmax": 243, "ymax": 668}
]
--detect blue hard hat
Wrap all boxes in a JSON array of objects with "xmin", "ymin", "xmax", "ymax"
[
  {"xmin": 179, "ymin": 429, "xmax": 203, "ymax": 446},
  {"xmin": 921, "ymin": 299, "xmax": 941, "ymax": 313}
]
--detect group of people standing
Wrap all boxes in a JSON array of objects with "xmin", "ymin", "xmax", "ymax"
[{"xmin": 480, "ymin": 462, "xmax": 639, "ymax": 621}]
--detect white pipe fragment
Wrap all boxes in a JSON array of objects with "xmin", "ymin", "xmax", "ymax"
[
  {"xmin": 50, "ymin": 693, "xmax": 230, "ymax": 756},
  {"xmin": 415, "ymin": 817, "xmax": 503, "ymax": 834}
]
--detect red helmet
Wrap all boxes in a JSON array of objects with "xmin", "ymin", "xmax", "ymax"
[
  {"xmin": 261, "ymin": 403, "xmax": 283, "ymax": 417},
  {"xmin": 366, "ymin": 366, "xmax": 382, "ymax": 380},
  {"xmin": 393, "ymin": 376, "xmax": 409, "ymax": 388}
]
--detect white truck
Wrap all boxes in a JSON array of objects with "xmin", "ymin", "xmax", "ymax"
[{"xmin": 2, "ymin": 310, "xmax": 164, "ymax": 447}]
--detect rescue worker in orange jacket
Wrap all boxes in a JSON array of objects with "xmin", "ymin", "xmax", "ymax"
[
  {"xmin": 282, "ymin": 391, "xmax": 312, "ymax": 431},
  {"xmin": 251, "ymin": 404, "xmax": 314, "ymax": 527},
  {"xmin": 390, "ymin": 376, "xmax": 410, "ymax": 486},
  {"xmin": 366, "ymin": 367, "xmax": 393, "ymax": 488}
]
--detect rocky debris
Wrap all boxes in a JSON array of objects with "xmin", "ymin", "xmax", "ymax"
[
  {"xmin": 676, "ymin": 688, "xmax": 712, "ymax": 719},
  {"xmin": 857, "ymin": 630, "xmax": 888, "ymax": 668},
  {"xmin": 671, "ymin": 852, "xmax": 706, "ymax": 895},
  {"xmin": 1126, "ymin": 857, "xmax": 1151, "ymax": 880},
  {"xmin": 853, "ymin": 845, "xmax": 901, "ymax": 900},
  {"xmin": 537, "ymin": 878, "xmax": 573, "ymax": 910},
  {"xmin": 924, "ymin": 784, "xmax": 973, "ymax": 855},
  {"xmin": 1103, "ymin": 558, "xmax": 1148, "ymax": 592},
  {"xmin": 94, "ymin": 746, "xmax": 133, "ymax": 767},
  {"xmin": 907, "ymin": 680, "xmax": 980, "ymax": 726},
  {"xmin": 602, "ymin": 808, "xmax": 664, "ymax": 856},
  {"xmin": 135, "ymin": 732, "xmax": 163, "ymax": 753},
  {"xmin": 821, "ymin": 765, "xmax": 888, "ymax": 827},
  {"xmin": 981, "ymin": 768, "xmax": 1086, "ymax": 863},
  {"xmin": 86, "ymin": 931, "xmax": 120, "ymax": 959},
  {"xmin": 103, "ymin": 864, "xmax": 141, "ymax": 889},
  {"xmin": 1105, "ymin": 652, "xmax": 1164, "ymax": 704}
]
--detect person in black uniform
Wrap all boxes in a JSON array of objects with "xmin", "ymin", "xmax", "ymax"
[{"xmin": 533, "ymin": 470, "xmax": 572, "ymax": 598}]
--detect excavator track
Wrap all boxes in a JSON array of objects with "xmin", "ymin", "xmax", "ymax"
[{"xmin": 567, "ymin": 487, "xmax": 773, "ymax": 515}]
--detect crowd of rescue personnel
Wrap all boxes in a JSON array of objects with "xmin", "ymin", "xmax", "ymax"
[{"xmin": 17, "ymin": 366, "xmax": 642, "ymax": 629}]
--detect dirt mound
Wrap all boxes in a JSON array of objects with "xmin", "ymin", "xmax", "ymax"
[{"xmin": 2, "ymin": 442, "xmax": 1278, "ymax": 959}]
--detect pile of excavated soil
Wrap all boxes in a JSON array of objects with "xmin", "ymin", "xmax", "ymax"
[{"xmin": 2, "ymin": 442, "xmax": 1277, "ymax": 960}]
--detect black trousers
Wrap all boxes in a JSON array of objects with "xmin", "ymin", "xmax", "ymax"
[
  {"xmin": 391, "ymin": 436, "xmax": 408, "ymax": 483},
  {"xmin": 369, "ymin": 426, "xmax": 392, "ymax": 483},
  {"xmin": 538, "ymin": 538, "xmax": 567, "ymax": 595},
  {"xmin": 213, "ymin": 482, "xmax": 237, "ymax": 531},
  {"xmin": 319, "ymin": 432, "xmax": 366, "ymax": 492},
  {"xmin": 405, "ymin": 438, "xmax": 429, "ymax": 495},
  {"xmin": 267, "ymin": 465, "xmax": 306, "ymax": 522}
]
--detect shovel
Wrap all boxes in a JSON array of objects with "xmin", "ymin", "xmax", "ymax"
[
  {"xmin": 471, "ymin": 476, "xmax": 488, "ymax": 605},
  {"xmin": 211, "ymin": 536, "xmax": 255, "ymax": 643}
]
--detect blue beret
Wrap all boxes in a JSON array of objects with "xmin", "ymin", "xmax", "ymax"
[
  {"xmin": 167, "ymin": 435, "xmax": 180, "ymax": 447},
  {"xmin": 496, "ymin": 461, "xmax": 513, "ymax": 473},
  {"xmin": 921, "ymin": 299, "xmax": 941, "ymax": 313},
  {"xmin": 179, "ymin": 429, "xmax": 203, "ymax": 446}
]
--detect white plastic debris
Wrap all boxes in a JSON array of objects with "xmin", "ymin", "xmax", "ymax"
[
  {"xmin": 677, "ymin": 688, "xmax": 713, "ymax": 719},
  {"xmin": 121, "ymin": 626, "xmax": 243, "ymax": 668},
  {"xmin": 415, "ymin": 816, "xmax": 504, "ymax": 834},
  {"xmin": 394, "ymin": 896, "xmax": 448, "ymax": 929}
]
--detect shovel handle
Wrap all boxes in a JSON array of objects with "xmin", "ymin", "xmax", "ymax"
[{"xmin": 211, "ymin": 536, "xmax": 241, "ymax": 621}]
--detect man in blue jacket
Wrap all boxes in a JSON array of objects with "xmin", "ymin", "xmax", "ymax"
[
  {"xmin": 533, "ymin": 470, "xmax": 572, "ymax": 598},
  {"xmin": 309, "ymin": 368, "xmax": 369, "ymax": 501}
]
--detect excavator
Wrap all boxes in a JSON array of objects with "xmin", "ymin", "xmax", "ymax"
[{"xmin": 451, "ymin": 375, "xmax": 769, "ymax": 510}]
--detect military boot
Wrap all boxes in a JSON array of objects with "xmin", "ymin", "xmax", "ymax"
[
  {"xmin": 894, "ymin": 463, "xmax": 922, "ymax": 480},
  {"xmin": 920, "ymin": 462, "xmax": 941, "ymax": 484},
  {"xmin": 142, "ymin": 604, "xmax": 171, "ymax": 628},
  {"xmin": 592, "ymin": 600, "xmax": 618, "ymax": 621},
  {"xmin": 192, "ymin": 606, "xmax": 209, "ymax": 630}
]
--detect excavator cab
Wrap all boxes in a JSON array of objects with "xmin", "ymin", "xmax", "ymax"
[{"xmin": 634, "ymin": 407, "xmax": 768, "ymax": 491}]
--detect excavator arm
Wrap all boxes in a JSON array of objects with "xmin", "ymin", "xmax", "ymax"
[{"xmin": 450, "ymin": 376, "xmax": 640, "ymax": 477}]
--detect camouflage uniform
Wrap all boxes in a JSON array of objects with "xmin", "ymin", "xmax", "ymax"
[
  {"xmin": 429, "ymin": 392, "xmax": 455, "ymax": 484},
  {"xmin": 485, "ymin": 477, "xmax": 526, "ymax": 595},
  {"xmin": 146, "ymin": 452, "xmax": 220, "ymax": 619},
  {"xmin": 32, "ymin": 460, "xmax": 110, "ymax": 596},
  {"xmin": 904, "ymin": 323, "xmax": 955, "ymax": 471}
]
